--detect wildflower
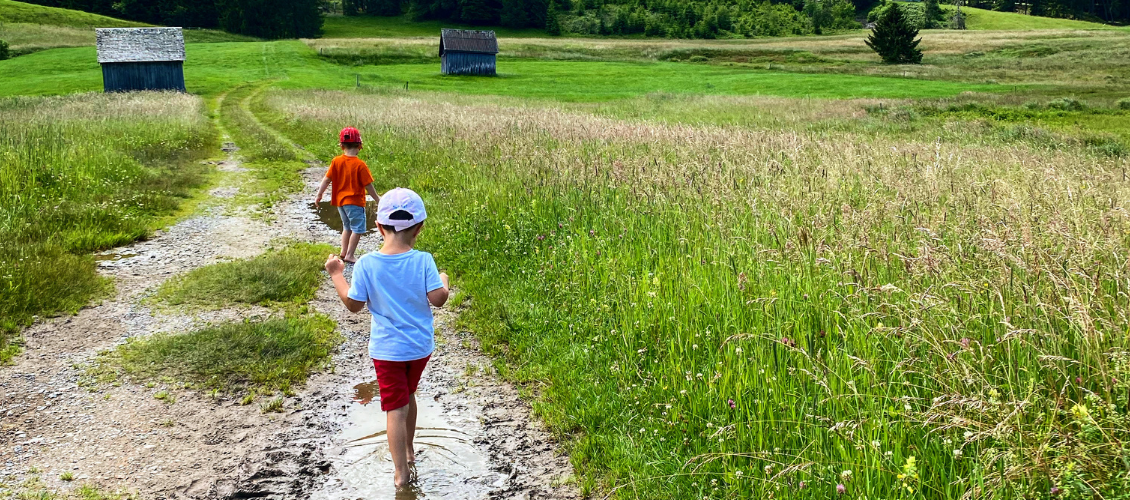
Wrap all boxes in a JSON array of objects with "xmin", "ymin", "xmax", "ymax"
[
  {"xmin": 680, "ymin": 390, "xmax": 687, "ymax": 394},
  {"xmin": 960, "ymin": 337, "xmax": 970, "ymax": 348},
  {"xmin": 871, "ymin": 440, "xmax": 880, "ymax": 448},
  {"xmin": 841, "ymin": 470, "xmax": 852, "ymax": 482},
  {"xmin": 953, "ymin": 449, "xmax": 962, "ymax": 458},
  {"xmin": 963, "ymin": 431, "xmax": 973, "ymax": 441},
  {"xmin": 764, "ymin": 465, "xmax": 773, "ymax": 475},
  {"xmin": 780, "ymin": 337, "xmax": 796, "ymax": 348},
  {"xmin": 1050, "ymin": 487, "xmax": 1061, "ymax": 496},
  {"xmin": 727, "ymin": 399, "xmax": 736, "ymax": 409},
  {"xmin": 639, "ymin": 428, "xmax": 645, "ymax": 433},
  {"xmin": 536, "ymin": 234, "xmax": 545, "ymax": 241},
  {"xmin": 798, "ymin": 481, "xmax": 807, "ymax": 489},
  {"xmin": 734, "ymin": 347, "xmax": 742, "ymax": 354},
  {"xmin": 692, "ymin": 344, "xmax": 699, "ymax": 350},
  {"xmin": 836, "ymin": 483, "xmax": 846, "ymax": 495}
]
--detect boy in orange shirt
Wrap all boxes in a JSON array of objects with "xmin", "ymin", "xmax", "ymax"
[{"xmin": 314, "ymin": 127, "xmax": 380, "ymax": 263}]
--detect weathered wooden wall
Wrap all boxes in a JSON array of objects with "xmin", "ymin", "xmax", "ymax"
[
  {"xmin": 101, "ymin": 61, "xmax": 186, "ymax": 92},
  {"xmin": 441, "ymin": 52, "xmax": 496, "ymax": 76}
]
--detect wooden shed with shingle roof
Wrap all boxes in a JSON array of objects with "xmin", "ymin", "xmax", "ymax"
[
  {"xmin": 96, "ymin": 27, "xmax": 186, "ymax": 93},
  {"xmin": 439, "ymin": 29, "xmax": 498, "ymax": 76}
]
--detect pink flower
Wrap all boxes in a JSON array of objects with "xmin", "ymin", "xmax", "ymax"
[
  {"xmin": 836, "ymin": 483, "xmax": 846, "ymax": 495},
  {"xmin": 727, "ymin": 399, "xmax": 736, "ymax": 409}
]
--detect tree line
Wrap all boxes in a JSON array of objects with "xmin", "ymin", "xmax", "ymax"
[
  {"xmin": 17, "ymin": 0, "xmax": 324, "ymax": 38},
  {"xmin": 346, "ymin": 0, "xmax": 861, "ymax": 37},
  {"xmin": 348, "ymin": 0, "xmax": 1125, "ymax": 35}
]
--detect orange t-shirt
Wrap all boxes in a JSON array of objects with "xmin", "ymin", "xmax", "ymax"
[{"xmin": 326, "ymin": 155, "xmax": 374, "ymax": 207}]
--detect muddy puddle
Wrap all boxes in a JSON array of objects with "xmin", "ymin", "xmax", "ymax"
[
  {"xmin": 311, "ymin": 380, "xmax": 504, "ymax": 499},
  {"xmin": 93, "ymin": 252, "xmax": 138, "ymax": 261},
  {"xmin": 313, "ymin": 201, "xmax": 379, "ymax": 233}
]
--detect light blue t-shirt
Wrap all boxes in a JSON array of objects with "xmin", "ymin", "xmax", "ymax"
[{"xmin": 347, "ymin": 249, "xmax": 444, "ymax": 362}]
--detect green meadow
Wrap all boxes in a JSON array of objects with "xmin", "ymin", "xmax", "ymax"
[
  {"xmin": 2, "ymin": 0, "xmax": 1130, "ymax": 498},
  {"xmin": 0, "ymin": 40, "xmax": 1002, "ymax": 100}
]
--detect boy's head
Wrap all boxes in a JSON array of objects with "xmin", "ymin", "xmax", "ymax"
[
  {"xmin": 339, "ymin": 127, "xmax": 362, "ymax": 152},
  {"xmin": 377, "ymin": 188, "xmax": 427, "ymax": 243}
]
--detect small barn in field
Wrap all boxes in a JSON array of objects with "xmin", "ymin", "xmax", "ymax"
[
  {"xmin": 96, "ymin": 27, "xmax": 186, "ymax": 93},
  {"xmin": 439, "ymin": 29, "xmax": 498, "ymax": 76}
]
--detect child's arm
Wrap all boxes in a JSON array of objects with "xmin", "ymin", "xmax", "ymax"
[
  {"xmin": 427, "ymin": 273, "xmax": 450, "ymax": 307},
  {"xmin": 314, "ymin": 176, "xmax": 331, "ymax": 205},
  {"xmin": 325, "ymin": 255, "xmax": 366, "ymax": 313},
  {"xmin": 365, "ymin": 183, "xmax": 380, "ymax": 203}
]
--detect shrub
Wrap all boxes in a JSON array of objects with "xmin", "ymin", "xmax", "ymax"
[
  {"xmin": 0, "ymin": 40, "xmax": 9, "ymax": 61},
  {"xmin": 1116, "ymin": 97, "xmax": 1130, "ymax": 110},
  {"xmin": 688, "ymin": 55, "xmax": 708, "ymax": 62},
  {"xmin": 1047, "ymin": 97, "xmax": 1085, "ymax": 111},
  {"xmin": 866, "ymin": 3, "xmax": 923, "ymax": 64}
]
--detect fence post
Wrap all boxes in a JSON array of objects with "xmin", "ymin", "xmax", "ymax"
[{"xmin": 356, "ymin": 74, "xmax": 360, "ymax": 88}]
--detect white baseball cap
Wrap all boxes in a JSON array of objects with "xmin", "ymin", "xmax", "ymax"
[{"xmin": 377, "ymin": 187, "xmax": 427, "ymax": 231}]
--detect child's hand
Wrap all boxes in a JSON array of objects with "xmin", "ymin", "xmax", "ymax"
[
  {"xmin": 325, "ymin": 254, "xmax": 345, "ymax": 275},
  {"xmin": 313, "ymin": 194, "xmax": 322, "ymax": 205},
  {"xmin": 440, "ymin": 272, "xmax": 450, "ymax": 289}
]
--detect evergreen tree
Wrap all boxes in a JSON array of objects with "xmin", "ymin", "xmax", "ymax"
[
  {"xmin": 545, "ymin": 2, "xmax": 563, "ymax": 33},
  {"xmin": 460, "ymin": 0, "xmax": 501, "ymax": 23},
  {"xmin": 364, "ymin": 0, "xmax": 402, "ymax": 15},
  {"xmin": 501, "ymin": 0, "xmax": 529, "ymax": 26},
  {"xmin": 923, "ymin": 0, "xmax": 944, "ymax": 27},
  {"xmin": 865, "ymin": 2, "xmax": 922, "ymax": 63},
  {"xmin": 950, "ymin": 0, "xmax": 967, "ymax": 28}
]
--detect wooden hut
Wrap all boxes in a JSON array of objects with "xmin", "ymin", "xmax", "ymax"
[
  {"xmin": 96, "ymin": 27, "xmax": 186, "ymax": 93},
  {"xmin": 439, "ymin": 29, "xmax": 498, "ymax": 76}
]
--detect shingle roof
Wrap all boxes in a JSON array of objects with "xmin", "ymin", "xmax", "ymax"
[
  {"xmin": 96, "ymin": 27, "xmax": 185, "ymax": 64},
  {"xmin": 439, "ymin": 29, "xmax": 499, "ymax": 56}
]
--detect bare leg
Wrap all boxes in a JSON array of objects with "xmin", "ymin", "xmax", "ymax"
[
  {"xmin": 387, "ymin": 405, "xmax": 411, "ymax": 488},
  {"xmin": 406, "ymin": 393, "xmax": 418, "ymax": 463},
  {"xmin": 344, "ymin": 232, "xmax": 363, "ymax": 262},
  {"xmin": 339, "ymin": 228, "xmax": 353, "ymax": 259}
]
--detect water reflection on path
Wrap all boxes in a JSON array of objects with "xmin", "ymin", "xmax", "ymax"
[{"xmin": 311, "ymin": 380, "xmax": 504, "ymax": 499}]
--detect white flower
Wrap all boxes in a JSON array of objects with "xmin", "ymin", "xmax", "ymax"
[
  {"xmin": 692, "ymin": 344, "xmax": 699, "ymax": 350},
  {"xmin": 953, "ymin": 449, "xmax": 963, "ymax": 458},
  {"xmin": 764, "ymin": 465, "xmax": 773, "ymax": 475},
  {"xmin": 735, "ymin": 470, "xmax": 744, "ymax": 477},
  {"xmin": 963, "ymin": 431, "xmax": 974, "ymax": 440},
  {"xmin": 871, "ymin": 440, "xmax": 881, "ymax": 448},
  {"xmin": 735, "ymin": 347, "xmax": 742, "ymax": 354}
]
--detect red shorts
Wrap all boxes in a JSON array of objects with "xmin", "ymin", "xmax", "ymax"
[{"xmin": 372, "ymin": 355, "xmax": 430, "ymax": 411}]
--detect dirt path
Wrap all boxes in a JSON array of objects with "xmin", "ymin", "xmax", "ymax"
[{"xmin": 0, "ymin": 104, "xmax": 579, "ymax": 499}]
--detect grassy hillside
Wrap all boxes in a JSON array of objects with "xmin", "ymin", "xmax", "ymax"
[
  {"xmin": 0, "ymin": 0, "xmax": 144, "ymax": 27},
  {"xmin": 0, "ymin": 0, "xmax": 254, "ymax": 55},
  {"xmin": 955, "ymin": 5, "xmax": 1124, "ymax": 30}
]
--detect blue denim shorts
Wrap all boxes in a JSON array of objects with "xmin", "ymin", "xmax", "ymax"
[{"xmin": 337, "ymin": 204, "xmax": 367, "ymax": 234}]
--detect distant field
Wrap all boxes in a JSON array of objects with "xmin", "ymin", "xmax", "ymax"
[
  {"xmin": 322, "ymin": 13, "xmax": 547, "ymax": 38},
  {"xmin": 0, "ymin": 40, "xmax": 1004, "ymax": 100}
]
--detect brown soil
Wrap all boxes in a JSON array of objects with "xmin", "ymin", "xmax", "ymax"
[{"xmin": 0, "ymin": 145, "xmax": 580, "ymax": 499}]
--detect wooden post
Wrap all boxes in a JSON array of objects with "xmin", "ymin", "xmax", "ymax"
[{"xmin": 356, "ymin": 74, "xmax": 360, "ymax": 88}]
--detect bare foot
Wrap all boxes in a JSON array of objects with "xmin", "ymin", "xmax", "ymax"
[{"xmin": 343, "ymin": 256, "xmax": 358, "ymax": 264}]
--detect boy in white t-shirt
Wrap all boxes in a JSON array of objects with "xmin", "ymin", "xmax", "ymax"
[{"xmin": 324, "ymin": 187, "xmax": 450, "ymax": 489}]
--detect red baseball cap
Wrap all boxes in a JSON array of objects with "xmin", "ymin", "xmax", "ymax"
[{"xmin": 339, "ymin": 127, "xmax": 361, "ymax": 143}]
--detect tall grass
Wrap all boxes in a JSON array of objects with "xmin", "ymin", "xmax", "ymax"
[
  {"xmin": 0, "ymin": 92, "xmax": 214, "ymax": 363},
  {"xmin": 262, "ymin": 89, "xmax": 1130, "ymax": 498}
]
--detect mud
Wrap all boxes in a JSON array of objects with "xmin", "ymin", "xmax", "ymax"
[{"xmin": 1, "ymin": 129, "xmax": 579, "ymax": 499}]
